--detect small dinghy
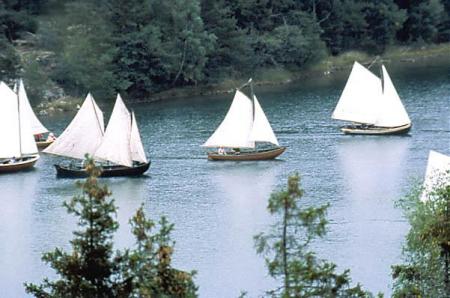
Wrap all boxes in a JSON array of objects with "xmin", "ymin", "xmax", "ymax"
[
  {"xmin": 332, "ymin": 62, "xmax": 411, "ymax": 135},
  {"xmin": 16, "ymin": 79, "xmax": 56, "ymax": 149}
]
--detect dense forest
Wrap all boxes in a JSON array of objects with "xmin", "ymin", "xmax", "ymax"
[{"xmin": 1, "ymin": 0, "xmax": 449, "ymax": 100}]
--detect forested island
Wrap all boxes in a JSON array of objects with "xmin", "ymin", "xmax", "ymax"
[{"xmin": 1, "ymin": 0, "xmax": 449, "ymax": 102}]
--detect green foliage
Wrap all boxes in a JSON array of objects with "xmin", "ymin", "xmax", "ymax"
[
  {"xmin": 46, "ymin": 1, "xmax": 118, "ymax": 99},
  {"xmin": 392, "ymin": 174, "xmax": 450, "ymax": 297},
  {"xmin": 395, "ymin": 0, "xmax": 445, "ymax": 42},
  {"xmin": 110, "ymin": 0, "xmax": 215, "ymax": 97},
  {"xmin": 127, "ymin": 208, "xmax": 197, "ymax": 297},
  {"xmin": 25, "ymin": 158, "xmax": 197, "ymax": 297},
  {"xmin": 0, "ymin": 36, "xmax": 20, "ymax": 81},
  {"xmin": 254, "ymin": 173, "xmax": 369, "ymax": 297},
  {"xmin": 1, "ymin": 0, "xmax": 450, "ymax": 98}
]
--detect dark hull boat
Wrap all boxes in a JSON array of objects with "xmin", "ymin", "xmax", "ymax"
[
  {"xmin": 55, "ymin": 162, "xmax": 150, "ymax": 178},
  {"xmin": 207, "ymin": 147, "xmax": 286, "ymax": 161},
  {"xmin": 0, "ymin": 155, "xmax": 39, "ymax": 173},
  {"xmin": 341, "ymin": 123, "xmax": 411, "ymax": 135}
]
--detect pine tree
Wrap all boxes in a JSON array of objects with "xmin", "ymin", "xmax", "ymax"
[
  {"xmin": 254, "ymin": 173, "xmax": 369, "ymax": 297},
  {"xmin": 392, "ymin": 174, "xmax": 450, "ymax": 297},
  {"xmin": 25, "ymin": 158, "xmax": 197, "ymax": 297}
]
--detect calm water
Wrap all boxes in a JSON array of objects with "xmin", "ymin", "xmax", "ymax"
[{"xmin": 0, "ymin": 64, "xmax": 449, "ymax": 297}]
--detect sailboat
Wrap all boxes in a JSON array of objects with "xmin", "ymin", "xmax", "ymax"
[
  {"xmin": 421, "ymin": 150, "xmax": 450, "ymax": 201},
  {"xmin": 0, "ymin": 82, "xmax": 40, "ymax": 173},
  {"xmin": 16, "ymin": 79, "xmax": 55, "ymax": 149},
  {"xmin": 202, "ymin": 79, "xmax": 285, "ymax": 161},
  {"xmin": 332, "ymin": 61, "xmax": 411, "ymax": 135},
  {"xmin": 44, "ymin": 93, "xmax": 150, "ymax": 178}
]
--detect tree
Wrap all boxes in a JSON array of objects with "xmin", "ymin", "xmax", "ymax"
[
  {"xmin": 395, "ymin": 0, "xmax": 445, "ymax": 43},
  {"xmin": 254, "ymin": 173, "xmax": 369, "ymax": 297},
  {"xmin": 127, "ymin": 208, "xmax": 197, "ymax": 297},
  {"xmin": 109, "ymin": 0, "xmax": 215, "ymax": 97},
  {"xmin": 47, "ymin": 0, "xmax": 118, "ymax": 99},
  {"xmin": 392, "ymin": 173, "xmax": 450, "ymax": 297},
  {"xmin": 25, "ymin": 158, "xmax": 197, "ymax": 297}
]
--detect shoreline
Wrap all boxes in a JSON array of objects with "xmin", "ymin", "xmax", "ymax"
[
  {"xmin": 40, "ymin": 43, "xmax": 450, "ymax": 111},
  {"xmin": 133, "ymin": 43, "xmax": 450, "ymax": 103}
]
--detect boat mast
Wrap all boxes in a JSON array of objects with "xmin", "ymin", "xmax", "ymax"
[{"xmin": 16, "ymin": 79, "xmax": 22, "ymax": 157}]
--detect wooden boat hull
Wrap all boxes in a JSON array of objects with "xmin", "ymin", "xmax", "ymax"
[
  {"xmin": 0, "ymin": 155, "xmax": 39, "ymax": 173},
  {"xmin": 36, "ymin": 139, "xmax": 54, "ymax": 150},
  {"xmin": 55, "ymin": 162, "xmax": 151, "ymax": 178},
  {"xmin": 341, "ymin": 123, "xmax": 411, "ymax": 135},
  {"xmin": 207, "ymin": 147, "xmax": 286, "ymax": 161}
]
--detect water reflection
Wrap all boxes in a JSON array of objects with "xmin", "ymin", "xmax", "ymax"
[
  {"xmin": 199, "ymin": 162, "xmax": 280, "ymax": 297},
  {"xmin": 334, "ymin": 136, "xmax": 411, "ymax": 293},
  {"xmin": 0, "ymin": 170, "xmax": 39, "ymax": 296}
]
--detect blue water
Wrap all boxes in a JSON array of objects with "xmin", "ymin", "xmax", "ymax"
[{"xmin": 0, "ymin": 64, "xmax": 449, "ymax": 297}]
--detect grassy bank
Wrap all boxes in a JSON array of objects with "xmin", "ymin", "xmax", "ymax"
[{"xmin": 144, "ymin": 43, "xmax": 450, "ymax": 103}]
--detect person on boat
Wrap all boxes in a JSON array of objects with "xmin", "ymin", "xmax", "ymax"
[
  {"xmin": 46, "ymin": 132, "xmax": 56, "ymax": 142},
  {"xmin": 35, "ymin": 134, "xmax": 43, "ymax": 141},
  {"xmin": 218, "ymin": 147, "xmax": 226, "ymax": 155}
]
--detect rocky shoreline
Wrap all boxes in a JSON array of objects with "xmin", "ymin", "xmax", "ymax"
[{"xmin": 35, "ymin": 43, "xmax": 450, "ymax": 113}]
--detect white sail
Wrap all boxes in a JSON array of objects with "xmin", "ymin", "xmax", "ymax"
[
  {"xmin": 374, "ymin": 66, "xmax": 410, "ymax": 127},
  {"xmin": 421, "ymin": 151, "xmax": 450, "ymax": 202},
  {"xmin": 332, "ymin": 61, "xmax": 382, "ymax": 125},
  {"xmin": 130, "ymin": 111, "xmax": 148, "ymax": 163},
  {"xmin": 0, "ymin": 82, "xmax": 21, "ymax": 158},
  {"xmin": 202, "ymin": 90, "xmax": 255, "ymax": 148},
  {"xmin": 19, "ymin": 102, "xmax": 39, "ymax": 155},
  {"xmin": 18, "ymin": 79, "xmax": 48, "ymax": 135},
  {"xmin": 94, "ymin": 94, "xmax": 132, "ymax": 167},
  {"xmin": 249, "ymin": 95, "xmax": 279, "ymax": 146},
  {"xmin": 44, "ymin": 93, "xmax": 104, "ymax": 159}
]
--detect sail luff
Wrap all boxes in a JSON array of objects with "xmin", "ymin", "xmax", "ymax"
[
  {"xmin": 94, "ymin": 94, "xmax": 133, "ymax": 167},
  {"xmin": 332, "ymin": 61, "xmax": 382, "ymax": 125},
  {"xmin": 130, "ymin": 111, "xmax": 148, "ymax": 163},
  {"xmin": 43, "ymin": 93, "xmax": 104, "ymax": 160},
  {"xmin": 249, "ymin": 96, "xmax": 279, "ymax": 146},
  {"xmin": 0, "ymin": 82, "xmax": 21, "ymax": 158},
  {"xmin": 374, "ymin": 66, "xmax": 410, "ymax": 127},
  {"xmin": 18, "ymin": 79, "xmax": 48, "ymax": 135},
  {"xmin": 17, "ymin": 82, "xmax": 38, "ymax": 155},
  {"xmin": 202, "ymin": 90, "xmax": 255, "ymax": 148},
  {"xmin": 421, "ymin": 150, "xmax": 450, "ymax": 201}
]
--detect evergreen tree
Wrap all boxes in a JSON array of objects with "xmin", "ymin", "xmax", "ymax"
[
  {"xmin": 392, "ymin": 174, "xmax": 450, "ymax": 297},
  {"xmin": 48, "ymin": 0, "xmax": 118, "ymax": 99},
  {"xmin": 127, "ymin": 208, "xmax": 197, "ymax": 297},
  {"xmin": 25, "ymin": 159, "xmax": 131, "ymax": 297},
  {"xmin": 25, "ymin": 158, "xmax": 197, "ymax": 297},
  {"xmin": 254, "ymin": 173, "xmax": 369, "ymax": 297},
  {"xmin": 395, "ymin": 0, "xmax": 445, "ymax": 42},
  {"xmin": 201, "ymin": 0, "xmax": 256, "ymax": 79},
  {"xmin": 109, "ymin": 0, "xmax": 215, "ymax": 97}
]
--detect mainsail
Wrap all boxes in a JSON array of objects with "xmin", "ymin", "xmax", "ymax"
[
  {"xmin": 332, "ymin": 62, "xmax": 410, "ymax": 128},
  {"xmin": 375, "ymin": 66, "xmax": 411, "ymax": 127},
  {"xmin": 130, "ymin": 111, "xmax": 148, "ymax": 163},
  {"xmin": 332, "ymin": 61, "xmax": 381, "ymax": 125},
  {"xmin": 421, "ymin": 150, "xmax": 450, "ymax": 202},
  {"xmin": 202, "ymin": 90, "xmax": 255, "ymax": 148},
  {"xmin": 18, "ymin": 79, "xmax": 48, "ymax": 135},
  {"xmin": 0, "ymin": 82, "xmax": 38, "ymax": 158},
  {"xmin": 94, "ymin": 94, "xmax": 132, "ymax": 167},
  {"xmin": 0, "ymin": 82, "xmax": 21, "ymax": 158},
  {"xmin": 249, "ymin": 95, "xmax": 279, "ymax": 146},
  {"xmin": 44, "ymin": 93, "xmax": 104, "ymax": 159}
]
